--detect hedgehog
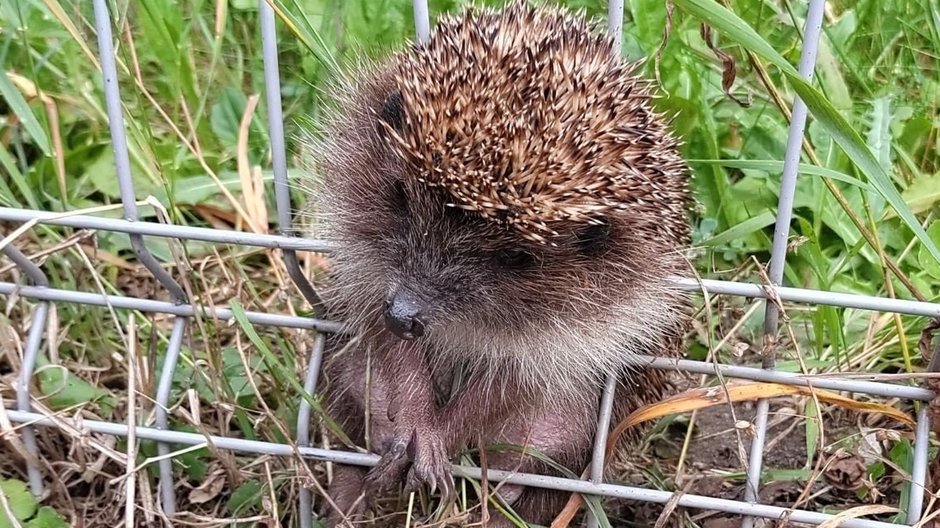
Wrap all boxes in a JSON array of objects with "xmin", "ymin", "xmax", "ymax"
[{"xmin": 302, "ymin": 1, "xmax": 691, "ymax": 526}]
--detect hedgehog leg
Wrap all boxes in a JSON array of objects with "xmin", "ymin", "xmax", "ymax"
[
  {"xmin": 484, "ymin": 486, "xmax": 572, "ymax": 528},
  {"xmin": 478, "ymin": 462, "xmax": 582, "ymax": 527},
  {"xmin": 364, "ymin": 340, "xmax": 450, "ymax": 495},
  {"xmin": 319, "ymin": 352, "xmax": 372, "ymax": 526},
  {"xmin": 477, "ymin": 405, "xmax": 595, "ymax": 526},
  {"xmin": 321, "ymin": 464, "xmax": 367, "ymax": 527}
]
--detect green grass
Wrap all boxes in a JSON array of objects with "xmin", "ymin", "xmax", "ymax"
[{"xmin": 1, "ymin": 0, "xmax": 939, "ymax": 526}]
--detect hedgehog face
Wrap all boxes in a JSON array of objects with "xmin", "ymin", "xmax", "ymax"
[
  {"xmin": 307, "ymin": 1, "xmax": 690, "ymax": 381},
  {"xmin": 316, "ymin": 86, "xmax": 680, "ymax": 352}
]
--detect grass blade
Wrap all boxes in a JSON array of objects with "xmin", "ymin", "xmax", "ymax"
[
  {"xmin": 0, "ymin": 72, "xmax": 51, "ymax": 156},
  {"xmin": 700, "ymin": 209, "xmax": 775, "ymax": 247},
  {"xmin": 690, "ymin": 159, "xmax": 872, "ymax": 190},
  {"xmin": 672, "ymin": 0, "xmax": 940, "ymax": 266},
  {"xmin": 228, "ymin": 299, "xmax": 355, "ymax": 447}
]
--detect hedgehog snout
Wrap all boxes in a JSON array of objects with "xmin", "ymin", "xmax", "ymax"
[{"xmin": 384, "ymin": 287, "xmax": 428, "ymax": 340}]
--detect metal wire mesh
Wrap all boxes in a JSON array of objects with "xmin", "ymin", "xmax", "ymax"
[{"xmin": 1, "ymin": 0, "xmax": 934, "ymax": 526}]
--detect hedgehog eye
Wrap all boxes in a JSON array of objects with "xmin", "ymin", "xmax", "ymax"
[
  {"xmin": 494, "ymin": 248, "xmax": 536, "ymax": 269},
  {"xmin": 377, "ymin": 90, "xmax": 404, "ymax": 133},
  {"xmin": 576, "ymin": 217, "xmax": 611, "ymax": 256}
]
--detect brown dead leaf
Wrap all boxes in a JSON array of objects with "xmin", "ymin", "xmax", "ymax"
[
  {"xmin": 606, "ymin": 382, "xmax": 913, "ymax": 461},
  {"xmin": 700, "ymin": 24, "xmax": 750, "ymax": 107},
  {"xmin": 188, "ymin": 468, "xmax": 226, "ymax": 504},
  {"xmin": 824, "ymin": 455, "xmax": 867, "ymax": 491}
]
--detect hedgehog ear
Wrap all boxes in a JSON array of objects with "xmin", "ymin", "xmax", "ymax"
[
  {"xmin": 377, "ymin": 90, "xmax": 405, "ymax": 133},
  {"xmin": 575, "ymin": 217, "xmax": 611, "ymax": 256}
]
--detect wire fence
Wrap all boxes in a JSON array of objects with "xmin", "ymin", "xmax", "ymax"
[{"xmin": 0, "ymin": 0, "xmax": 935, "ymax": 527}]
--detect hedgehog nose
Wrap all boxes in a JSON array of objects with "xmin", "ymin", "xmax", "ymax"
[{"xmin": 384, "ymin": 289, "xmax": 427, "ymax": 340}]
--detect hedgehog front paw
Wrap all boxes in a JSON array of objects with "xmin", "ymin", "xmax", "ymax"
[
  {"xmin": 404, "ymin": 426, "xmax": 454, "ymax": 497},
  {"xmin": 363, "ymin": 435, "xmax": 412, "ymax": 493}
]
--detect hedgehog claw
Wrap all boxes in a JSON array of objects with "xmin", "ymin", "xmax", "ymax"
[
  {"xmin": 404, "ymin": 427, "xmax": 454, "ymax": 498},
  {"xmin": 363, "ymin": 437, "xmax": 411, "ymax": 493}
]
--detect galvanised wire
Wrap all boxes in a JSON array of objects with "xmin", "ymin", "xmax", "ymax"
[
  {"xmin": 2, "ymin": 244, "xmax": 49, "ymax": 496},
  {"xmin": 0, "ymin": 207, "xmax": 337, "ymax": 251},
  {"xmin": 1, "ymin": 272, "xmax": 934, "ymax": 398},
  {"xmin": 0, "ymin": 409, "xmax": 913, "ymax": 528},
  {"xmin": 741, "ymin": 1, "xmax": 827, "ymax": 526},
  {"xmin": 90, "ymin": 0, "xmax": 191, "ymax": 513},
  {"xmin": 257, "ymin": 0, "xmax": 328, "ymax": 520},
  {"xmin": 6, "ymin": 262, "xmax": 940, "ymax": 321},
  {"xmin": 588, "ymin": 4, "xmax": 626, "ymax": 527},
  {"xmin": 413, "ymin": 0, "xmax": 431, "ymax": 43},
  {"xmin": 297, "ymin": 334, "xmax": 326, "ymax": 528},
  {"xmin": 0, "ymin": 281, "xmax": 343, "ymax": 332},
  {"xmin": 0, "ymin": 0, "xmax": 932, "ymax": 526},
  {"xmin": 260, "ymin": 0, "xmax": 324, "ymax": 315},
  {"xmin": 910, "ymin": 406, "xmax": 932, "ymax": 524}
]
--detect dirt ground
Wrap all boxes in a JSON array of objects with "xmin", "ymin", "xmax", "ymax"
[{"xmin": 605, "ymin": 394, "xmax": 916, "ymax": 528}]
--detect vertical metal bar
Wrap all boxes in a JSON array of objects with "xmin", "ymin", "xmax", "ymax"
[
  {"xmin": 257, "ymin": 0, "xmax": 330, "ymax": 522},
  {"xmin": 259, "ymin": 0, "xmax": 324, "ymax": 314},
  {"xmin": 585, "ymin": 4, "xmax": 627, "ymax": 526},
  {"xmin": 91, "ymin": 0, "xmax": 191, "ymax": 515},
  {"xmin": 741, "ymin": 1, "xmax": 826, "ymax": 526},
  {"xmin": 154, "ymin": 317, "xmax": 187, "ymax": 514},
  {"xmin": 413, "ymin": 0, "xmax": 431, "ymax": 43},
  {"xmin": 906, "ymin": 406, "xmax": 929, "ymax": 523},
  {"xmin": 297, "ymin": 334, "xmax": 326, "ymax": 528},
  {"xmin": 587, "ymin": 377, "xmax": 617, "ymax": 528},
  {"xmin": 607, "ymin": 0, "xmax": 624, "ymax": 52},
  {"xmin": 91, "ymin": 0, "xmax": 185, "ymax": 303},
  {"xmin": 2, "ymin": 245, "xmax": 50, "ymax": 496}
]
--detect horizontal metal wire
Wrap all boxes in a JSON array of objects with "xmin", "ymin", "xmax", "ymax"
[
  {"xmin": 0, "ymin": 282, "xmax": 343, "ymax": 333},
  {"xmin": 3, "ymin": 409, "xmax": 907, "ymax": 528},
  {"xmin": 0, "ymin": 207, "xmax": 335, "ymax": 252},
  {"xmin": 0, "ymin": 278, "xmax": 931, "ymax": 402},
  {"xmin": 3, "ymin": 207, "xmax": 940, "ymax": 319},
  {"xmin": 642, "ymin": 357, "xmax": 934, "ymax": 401},
  {"xmin": 1, "ymin": 0, "xmax": 931, "ymax": 523}
]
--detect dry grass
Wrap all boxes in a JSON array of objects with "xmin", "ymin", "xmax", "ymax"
[{"xmin": 3, "ymin": 0, "xmax": 940, "ymax": 526}]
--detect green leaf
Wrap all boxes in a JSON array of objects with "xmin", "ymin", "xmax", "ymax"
[
  {"xmin": 918, "ymin": 221, "xmax": 940, "ymax": 280},
  {"xmin": 672, "ymin": 0, "xmax": 940, "ymax": 266},
  {"xmin": 804, "ymin": 398, "xmax": 820, "ymax": 469},
  {"xmin": 270, "ymin": 0, "xmax": 341, "ymax": 75},
  {"xmin": 83, "ymin": 149, "xmax": 120, "ymax": 198},
  {"xmin": 26, "ymin": 507, "xmax": 69, "ymax": 528},
  {"xmin": 0, "ymin": 479, "xmax": 38, "ymax": 527},
  {"xmin": 154, "ymin": 170, "xmax": 282, "ymax": 205},
  {"xmin": 864, "ymin": 96, "xmax": 893, "ymax": 215},
  {"xmin": 210, "ymin": 87, "xmax": 248, "ymax": 148},
  {"xmin": 701, "ymin": 209, "xmax": 775, "ymax": 248},
  {"xmin": 225, "ymin": 480, "xmax": 263, "ymax": 515},
  {"xmin": 866, "ymin": 97, "xmax": 893, "ymax": 172},
  {"xmin": 902, "ymin": 172, "xmax": 940, "ymax": 215},
  {"xmin": 671, "ymin": 0, "xmax": 796, "ymax": 77},
  {"xmin": 890, "ymin": 439, "xmax": 914, "ymax": 518},
  {"xmin": 35, "ymin": 363, "xmax": 116, "ymax": 413},
  {"xmin": 230, "ymin": 0, "xmax": 257, "ymax": 11},
  {"xmin": 629, "ymin": 0, "xmax": 668, "ymax": 54},
  {"xmin": 815, "ymin": 36, "xmax": 852, "ymax": 112},
  {"xmin": 0, "ymin": 73, "xmax": 51, "ymax": 156},
  {"xmin": 0, "ymin": 145, "xmax": 38, "ymax": 208}
]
